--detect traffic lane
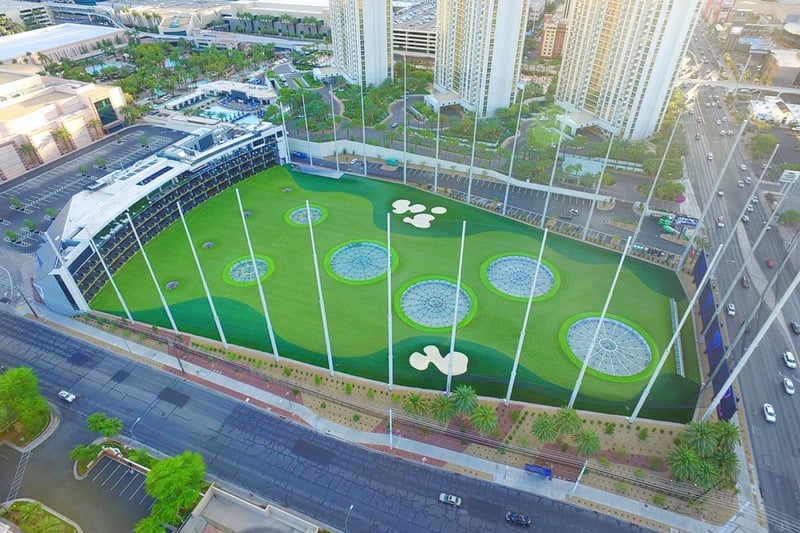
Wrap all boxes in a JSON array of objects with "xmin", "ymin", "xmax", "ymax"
[{"xmin": 1, "ymin": 311, "xmax": 645, "ymax": 533}]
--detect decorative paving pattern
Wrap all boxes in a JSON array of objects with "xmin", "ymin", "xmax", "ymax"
[
  {"xmin": 399, "ymin": 279, "xmax": 472, "ymax": 329},
  {"xmin": 227, "ymin": 257, "xmax": 270, "ymax": 284},
  {"xmin": 328, "ymin": 241, "xmax": 390, "ymax": 283},
  {"xmin": 565, "ymin": 317, "xmax": 652, "ymax": 377},
  {"xmin": 409, "ymin": 345, "xmax": 468, "ymax": 375},
  {"xmin": 486, "ymin": 255, "xmax": 555, "ymax": 299},
  {"xmin": 286, "ymin": 205, "xmax": 324, "ymax": 226}
]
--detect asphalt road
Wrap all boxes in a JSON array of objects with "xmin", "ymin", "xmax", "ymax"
[
  {"xmin": 0, "ymin": 309, "xmax": 646, "ymax": 533},
  {"xmin": 685, "ymin": 89, "xmax": 800, "ymax": 532}
]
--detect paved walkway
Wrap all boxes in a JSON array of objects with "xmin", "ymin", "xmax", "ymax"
[{"xmin": 26, "ymin": 306, "xmax": 764, "ymax": 533}]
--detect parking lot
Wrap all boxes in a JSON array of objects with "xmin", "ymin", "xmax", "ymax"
[
  {"xmin": 0, "ymin": 125, "xmax": 184, "ymax": 253},
  {"xmin": 87, "ymin": 455, "xmax": 155, "ymax": 510}
]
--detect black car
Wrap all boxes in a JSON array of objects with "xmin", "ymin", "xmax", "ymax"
[
  {"xmin": 505, "ymin": 512, "xmax": 532, "ymax": 526},
  {"xmin": 791, "ymin": 321, "xmax": 800, "ymax": 335}
]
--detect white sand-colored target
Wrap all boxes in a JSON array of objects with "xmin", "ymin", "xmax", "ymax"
[
  {"xmin": 392, "ymin": 199, "xmax": 426, "ymax": 214},
  {"xmin": 409, "ymin": 345, "xmax": 468, "ymax": 375},
  {"xmin": 403, "ymin": 213, "xmax": 435, "ymax": 228},
  {"xmin": 431, "ymin": 206, "xmax": 447, "ymax": 215}
]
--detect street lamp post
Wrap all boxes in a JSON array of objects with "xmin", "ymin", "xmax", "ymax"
[{"xmin": 344, "ymin": 504, "xmax": 354, "ymax": 533}]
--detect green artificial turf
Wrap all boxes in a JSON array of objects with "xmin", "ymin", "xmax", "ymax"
[{"xmin": 91, "ymin": 166, "xmax": 701, "ymax": 421}]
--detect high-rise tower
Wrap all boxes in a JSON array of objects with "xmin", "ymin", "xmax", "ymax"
[
  {"xmin": 329, "ymin": 0, "xmax": 393, "ymax": 87},
  {"xmin": 556, "ymin": 0, "xmax": 701, "ymax": 140},
  {"xmin": 430, "ymin": 0, "xmax": 529, "ymax": 117}
]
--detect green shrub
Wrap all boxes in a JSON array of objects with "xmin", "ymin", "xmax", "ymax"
[
  {"xmin": 344, "ymin": 383, "xmax": 353, "ymax": 394},
  {"xmin": 604, "ymin": 422, "xmax": 616, "ymax": 435},
  {"xmin": 366, "ymin": 388, "xmax": 375, "ymax": 399},
  {"xmin": 638, "ymin": 427, "xmax": 649, "ymax": 441},
  {"xmin": 615, "ymin": 482, "xmax": 627, "ymax": 494},
  {"xmin": 283, "ymin": 367, "xmax": 292, "ymax": 377},
  {"xmin": 314, "ymin": 375, "xmax": 322, "ymax": 386},
  {"xmin": 653, "ymin": 493, "xmax": 666, "ymax": 507},
  {"xmin": 598, "ymin": 456, "xmax": 610, "ymax": 467},
  {"xmin": 634, "ymin": 467, "xmax": 643, "ymax": 478},
  {"xmin": 648, "ymin": 457, "xmax": 663, "ymax": 470},
  {"xmin": 319, "ymin": 402, "xmax": 326, "ymax": 410},
  {"xmin": 352, "ymin": 414, "xmax": 360, "ymax": 422},
  {"xmin": 509, "ymin": 410, "xmax": 520, "ymax": 422}
]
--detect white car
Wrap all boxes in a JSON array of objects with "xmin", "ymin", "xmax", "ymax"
[
  {"xmin": 751, "ymin": 195, "xmax": 759, "ymax": 204},
  {"xmin": 717, "ymin": 190, "xmax": 724, "ymax": 197},
  {"xmin": 743, "ymin": 176, "xmax": 752, "ymax": 184},
  {"xmin": 737, "ymin": 180, "xmax": 745, "ymax": 188},
  {"xmin": 726, "ymin": 303, "xmax": 736, "ymax": 316},
  {"xmin": 707, "ymin": 152, "xmax": 714, "ymax": 160},
  {"xmin": 439, "ymin": 493, "xmax": 462, "ymax": 507},
  {"xmin": 745, "ymin": 204, "xmax": 755, "ymax": 213},
  {"xmin": 763, "ymin": 403, "xmax": 776, "ymax": 423},
  {"xmin": 783, "ymin": 351, "xmax": 797, "ymax": 369},
  {"xmin": 716, "ymin": 216, "xmax": 725, "ymax": 228},
  {"xmin": 784, "ymin": 377, "xmax": 795, "ymax": 395},
  {"xmin": 739, "ymin": 164, "xmax": 747, "ymax": 171},
  {"xmin": 350, "ymin": 158, "xmax": 359, "ymax": 165},
  {"xmin": 58, "ymin": 390, "xmax": 76, "ymax": 403},
  {"xmin": 742, "ymin": 215, "xmax": 750, "ymax": 223}
]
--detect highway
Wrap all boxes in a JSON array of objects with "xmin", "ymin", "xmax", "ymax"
[
  {"xmin": 684, "ymin": 82, "xmax": 800, "ymax": 531},
  {"xmin": 0, "ymin": 310, "xmax": 644, "ymax": 533}
]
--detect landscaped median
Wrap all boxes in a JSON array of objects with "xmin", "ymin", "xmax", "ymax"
[{"xmin": 0, "ymin": 499, "xmax": 82, "ymax": 533}]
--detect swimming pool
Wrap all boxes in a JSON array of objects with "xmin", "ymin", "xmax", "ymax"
[
  {"xmin": 235, "ymin": 115, "xmax": 261, "ymax": 125},
  {"xmin": 201, "ymin": 106, "xmax": 241, "ymax": 121},
  {"xmin": 85, "ymin": 61, "xmax": 124, "ymax": 75}
]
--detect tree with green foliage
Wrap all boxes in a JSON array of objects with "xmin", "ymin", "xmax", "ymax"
[
  {"xmin": 469, "ymin": 404, "xmax": 497, "ymax": 434},
  {"xmin": 553, "ymin": 406, "xmax": 582, "ymax": 436},
  {"xmin": 0, "ymin": 367, "xmax": 49, "ymax": 433},
  {"xmin": 86, "ymin": 412, "xmax": 124, "ymax": 439},
  {"xmin": 667, "ymin": 445, "xmax": 700, "ymax": 482},
  {"xmin": 574, "ymin": 427, "xmax": 601, "ymax": 456},
  {"xmin": 143, "ymin": 451, "xmax": 206, "ymax": 526},
  {"xmin": 429, "ymin": 394, "xmax": 456, "ymax": 424},
  {"xmin": 402, "ymin": 391, "xmax": 428, "ymax": 416},
  {"xmin": 779, "ymin": 208, "xmax": 800, "ymax": 227},
  {"xmin": 134, "ymin": 515, "xmax": 164, "ymax": 533},
  {"xmin": 750, "ymin": 133, "xmax": 778, "ymax": 159},
  {"xmin": 683, "ymin": 421, "xmax": 716, "ymax": 458},
  {"xmin": 531, "ymin": 413, "xmax": 558, "ymax": 443},
  {"xmin": 70, "ymin": 443, "xmax": 103, "ymax": 464},
  {"xmin": 451, "ymin": 384, "xmax": 478, "ymax": 416}
]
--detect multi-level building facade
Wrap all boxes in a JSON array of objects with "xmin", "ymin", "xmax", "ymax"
[
  {"xmin": 329, "ymin": 0, "xmax": 393, "ymax": 87},
  {"xmin": 430, "ymin": 0, "xmax": 529, "ymax": 117},
  {"xmin": 556, "ymin": 0, "xmax": 701, "ymax": 140},
  {"xmin": 540, "ymin": 15, "xmax": 568, "ymax": 59}
]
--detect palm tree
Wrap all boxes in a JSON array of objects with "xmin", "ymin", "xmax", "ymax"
[
  {"xmin": 86, "ymin": 117, "xmax": 103, "ymax": 138},
  {"xmin": 19, "ymin": 141, "xmax": 40, "ymax": 166},
  {"xmin": 53, "ymin": 126, "xmax": 74, "ymax": 152},
  {"xmin": 531, "ymin": 413, "xmax": 558, "ymax": 443},
  {"xmin": 402, "ymin": 391, "xmax": 428, "ymax": 416},
  {"xmin": 712, "ymin": 420, "xmax": 740, "ymax": 452},
  {"xmin": 553, "ymin": 406, "xmax": 582, "ymax": 436},
  {"xmin": 695, "ymin": 459, "xmax": 719, "ymax": 489},
  {"xmin": 451, "ymin": 384, "xmax": 477, "ymax": 416},
  {"xmin": 667, "ymin": 445, "xmax": 700, "ymax": 482},
  {"xmin": 574, "ymin": 427, "xmax": 601, "ymax": 456},
  {"xmin": 684, "ymin": 421, "xmax": 716, "ymax": 458},
  {"xmin": 429, "ymin": 394, "xmax": 456, "ymax": 424},
  {"xmin": 470, "ymin": 404, "xmax": 497, "ymax": 434},
  {"xmin": 712, "ymin": 447, "xmax": 739, "ymax": 484}
]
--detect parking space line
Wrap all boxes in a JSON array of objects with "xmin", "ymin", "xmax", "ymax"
[{"xmin": 100, "ymin": 462, "xmax": 123, "ymax": 486}]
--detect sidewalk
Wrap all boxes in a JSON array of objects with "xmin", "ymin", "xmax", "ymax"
[{"xmin": 28, "ymin": 307, "xmax": 762, "ymax": 533}]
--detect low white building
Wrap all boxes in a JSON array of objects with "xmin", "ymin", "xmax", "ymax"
[
  {"xmin": 0, "ymin": 23, "xmax": 126, "ymax": 65},
  {"xmin": 747, "ymin": 95, "xmax": 800, "ymax": 126},
  {"xmin": 34, "ymin": 122, "xmax": 287, "ymax": 314}
]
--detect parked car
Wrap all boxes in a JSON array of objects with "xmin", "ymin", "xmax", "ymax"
[
  {"xmin": 505, "ymin": 512, "xmax": 532, "ymax": 526},
  {"xmin": 716, "ymin": 216, "xmax": 725, "ymax": 227},
  {"xmin": 726, "ymin": 303, "xmax": 736, "ymax": 316},
  {"xmin": 741, "ymin": 215, "xmax": 749, "ymax": 223},
  {"xmin": 765, "ymin": 259, "xmax": 775, "ymax": 269},
  {"xmin": 350, "ymin": 158, "xmax": 359, "ymax": 165},
  {"xmin": 740, "ymin": 274, "xmax": 751, "ymax": 288},
  {"xmin": 790, "ymin": 321, "xmax": 800, "ymax": 334},
  {"xmin": 739, "ymin": 164, "xmax": 747, "ymax": 171},
  {"xmin": 783, "ymin": 377, "xmax": 795, "ymax": 395},
  {"xmin": 744, "ymin": 176, "xmax": 752, "ymax": 184},
  {"xmin": 783, "ymin": 351, "xmax": 797, "ymax": 369},
  {"xmin": 439, "ymin": 493, "xmax": 462, "ymax": 507},
  {"xmin": 58, "ymin": 390, "xmax": 76, "ymax": 403},
  {"xmin": 763, "ymin": 403, "xmax": 776, "ymax": 423}
]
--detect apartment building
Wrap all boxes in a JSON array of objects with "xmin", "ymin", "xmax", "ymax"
[
  {"xmin": 556, "ymin": 0, "xmax": 701, "ymax": 140},
  {"xmin": 430, "ymin": 0, "xmax": 529, "ymax": 117},
  {"xmin": 330, "ymin": 0, "xmax": 393, "ymax": 86}
]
